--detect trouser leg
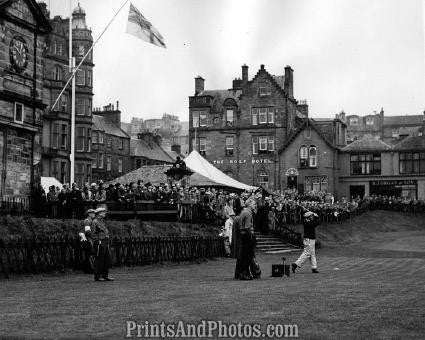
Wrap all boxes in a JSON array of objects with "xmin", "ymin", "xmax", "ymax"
[
  {"xmin": 239, "ymin": 234, "xmax": 252, "ymax": 276},
  {"xmin": 295, "ymin": 238, "xmax": 313, "ymax": 268},
  {"xmin": 309, "ymin": 239, "xmax": 317, "ymax": 269},
  {"xmin": 102, "ymin": 242, "xmax": 111, "ymax": 279}
]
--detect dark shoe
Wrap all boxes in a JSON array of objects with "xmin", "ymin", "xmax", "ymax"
[
  {"xmin": 239, "ymin": 274, "xmax": 253, "ymax": 280},
  {"xmin": 291, "ymin": 263, "xmax": 298, "ymax": 274},
  {"xmin": 94, "ymin": 277, "xmax": 105, "ymax": 282},
  {"xmin": 103, "ymin": 277, "xmax": 114, "ymax": 281},
  {"xmin": 312, "ymin": 269, "xmax": 319, "ymax": 273}
]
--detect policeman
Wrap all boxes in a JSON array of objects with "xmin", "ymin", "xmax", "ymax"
[
  {"xmin": 92, "ymin": 207, "xmax": 114, "ymax": 281},
  {"xmin": 83, "ymin": 209, "xmax": 96, "ymax": 230}
]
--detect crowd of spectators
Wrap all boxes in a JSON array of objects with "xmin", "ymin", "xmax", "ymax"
[{"xmin": 33, "ymin": 179, "xmax": 425, "ymax": 224}]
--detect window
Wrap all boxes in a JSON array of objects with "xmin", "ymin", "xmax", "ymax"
[
  {"xmin": 252, "ymin": 109, "xmax": 258, "ymax": 125},
  {"xmin": 259, "ymin": 81, "xmax": 271, "ymax": 96},
  {"xmin": 305, "ymin": 176, "xmax": 328, "ymax": 192},
  {"xmin": 199, "ymin": 112, "xmax": 207, "ymax": 127},
  {"xmin": 252, "ymin": 136, "xmax": 274, "ymax": 154},
  {"xmin": 86, "ymin": 164, "xmax": 91, "ymax": 184},
  {"xmin": 78, "ymin": 44, "xmax": 85, "ymax": 56},
  {"xmin": 76, "ymin": 98, "xmax": 85, "ymax": 115},
  {"xmin": 309, "ymin": 146, "xmax": 317, "ymax": 167},
  {"xmin": 87, "ymin": 128, "xmax": 91, "ymax": 152},
  {"xmin": 99, "ymin": 132, "xmax": 104, "ymax": 144},
  {"xmin": 86, "ymin": 99, "xmax": 92, "ymax": 116},
  {"xmin": 119, "ymin": 138, "xmax": 123, "ymax": 150},
  {"xmin": 14, "ymin": 103, "xmax": 24, "ymax": 123},
  {"xmin": 225, "ymin": 137, "xmax": 234, "ymax": 156},
  {"xmin": 53, "ymin": 65, "xmax": 62, "ymax": 81},
  {"xmin": 299, "ymin": 145, "xmax": 308, "ymax": 167},
  {"xmin": 392, "ymin": 128, "xmax": 399, "ymax": 138},
  {"xmin": 350, "ymin": 153, "xmax": 381, "ymax": 175},
  {"xmin": 400, "ymin": 152, "xmax": 425, "ymax": 174},
  {"xmin": 136, "ymin": 159, "xmax": 142, "ymax": 168},
  {"xmin": 87, "ymin": 70, "xmax": 92, "ymax": 87},
  {"xmin": 107, "ymin": 137, "xmax": 112, "ymax": 148},
  {"xmin": 52, "ymin": 123, "xmax": 59, "ymax": 149},
  {"xmin": 106, "ymin": 156, "xmax": 111, "ymax": 171},
  {"xmin": 226, "ymin": 109, "xmax": 234, "ymax": 126},
  {"xmin": 118, "ymin": 158, "xmax": 123, "ymax": 173},
  {"xmin": 252, "ymin": 108, "xmax": 274, "ymax": 125},
  {"xmin": 61, "ymin": 124, "xmax": 67, "ymax": 149},
  {"xmin": 349, "ymin": 117, "xmax": 359, "ymax": 126},
  {"xmin": 192, "ymin": 111, "xmax": 199, "ymax": 127},
  {"xmin": 53, "ymin": 161, "xmax": 59, "ymax": 177},
  {"xmin": 92, "ymin": 154, "xmax": 97, "ymax": 169},
  {"xmin": 98, "ymin": 153, "xmax": 104, "ymax": 168},
  {"xmin": 365, "ymin": 117, "xmax": 374, "ymax": 125},
  {"xmin": 259, "ymin": 108, "xmax": 267, "ymax": 124},
  {"xmin": 258, "ymin": 171, "xmax": 269, "ymax": 185},
  {"xmin": 57, "ymin": 43, "xmax": 63, "ymax": 55},
  {"xmin": 199, "ymin": 138, "xmax": 206, "ymax": 155},
  {"xmin": 92, "ymin": 131, "xmax": 98, "ymax": 144},
  {"xmin": 60, "ymin": 161, "xmax": 67, "ymax": 183},
  {"xmin": 76, "ymin": 69, "xmax": 85, "ymax": 85},
  {"xmin": 304, "ymin": 127, "xmax": 311, "ymax": 139},
  {"xmin": 76, "ymin": 127, "xmax": 85, "ymax": 152},
  {"xmin": 60, "ymin": 94, "xmax": 67, "ymax": 112}
]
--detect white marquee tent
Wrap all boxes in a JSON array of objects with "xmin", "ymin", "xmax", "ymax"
[{"xmin": 184, "ymin": 150, "xmax": 257, "ymax": 191}]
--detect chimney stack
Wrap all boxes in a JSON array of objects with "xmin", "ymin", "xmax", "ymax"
[
  {"xmin": 195, "ymin": 76, "xmax": 204, "ymax": 95},
  {"xmin": 241, "ymin": 64, "xmax": 248, "ymax": 88},
  {"xmin": 297, "ymin": 100, "xmax": 308, "ymax": 117},
  {"xmin": 284, "ymin": 65, "xmax": 294, "ymax": 98}
]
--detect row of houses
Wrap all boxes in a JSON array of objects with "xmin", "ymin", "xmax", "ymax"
[{"xmin": 188, "ymin": 64, "xmax": 425, "ymax": 200}]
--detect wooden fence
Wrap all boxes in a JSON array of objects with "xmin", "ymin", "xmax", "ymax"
[{"xmin": 0, "ymin": 236, "xmax": 225, "ymax": 277}]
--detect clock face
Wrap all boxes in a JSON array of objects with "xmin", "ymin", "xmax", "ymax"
[{"xmin": 9, "ymin": 36, "xmax": 28, "ymax": 72}]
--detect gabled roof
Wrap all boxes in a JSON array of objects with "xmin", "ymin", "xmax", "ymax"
[
  {"xmin": 108, "ymin": 164, "xmax": 171, "ymax": 185},
  {"xmin": 130, "ymin": 139, "xmax": 174, "ymax": 163},
  {"xmin": 341, "ymin": 137, "xmax": 393, "ymax": 152},
  {"xmin": 198, "ymin": 89, "xmax": 242, "ymax": 112},
  {"xmin": 92, "ymin": 115, "xmax": 129, "ymax": 138},
  {"xmin": 278, "ymin": 119, "xmax": 336, "ymax": 153},
  {"xmin": 393, "ymin": 135, "xmax": 425, "ymax": 151},
  {"xmin": 1, "ymin": 0, "xmax": 52, "ymax": 33},
  {"xmin": 250, "ymin": 65, "xmax": 289, "ymax": 99},
  {"xmin": 384, "ymin": 115, "xmax": 424, "ymax": 126}
]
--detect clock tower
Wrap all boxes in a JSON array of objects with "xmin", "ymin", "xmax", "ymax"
[{"xmin": 0, "ymin": 0, "xmax": 51, "ymax": 197}]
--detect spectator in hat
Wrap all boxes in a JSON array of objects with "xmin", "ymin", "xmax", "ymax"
[
  {"xmin": 292, "ymin": 211, "xmax": 320, "ymax": 274},
  {"xmin": 92, "ymin": 207, "xmax": 113, "ymax": 281}
]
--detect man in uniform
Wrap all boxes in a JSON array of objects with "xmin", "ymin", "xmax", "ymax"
[
  {"xmin": 292, "ymin": 211, "xmax": 320, "ymax": 274},
  {"xmin": 238, "ymin": 198, "xmax": 257, "ymax": 280},
  {"xmin": 80, "ymin": 209, "xmax": 96, "ymax": 273},
  {"xmin": 92, "ymin": 207, "xmax": 114, "ymax": 281}
]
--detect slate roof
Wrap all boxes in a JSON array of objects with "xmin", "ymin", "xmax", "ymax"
[
  {"xmin": 393, "ymin": 135, "xmax": 425, "ymax": 151},
  {"xmin": 199, "ymin": 89, "xmax": 242, "ymax": 112},
  {"xmin": 278, "ymin": 119, "xmax": 336, "ymax": 153},
  {"xmin": 92, "ymin": 115, "xmax": 130, "ymax": 138},
  {"xmin": 272, "ymin": 75, "xmax": 285, "ymax": 90},
  {"xmin": 341, "ymin": 137, "xmax": 393, "ymax": 152},
  {"xmin": 130, "ymin": 139, "xmax": 174, "ymax": 163},
  {"xmin": 384, "ymin": 115, "xmax": 424, "ymax": 126}
]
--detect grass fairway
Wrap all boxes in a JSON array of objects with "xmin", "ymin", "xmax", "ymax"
[{"xmin": 1, "ymin": 211, "xmax": 425, "ymax": 339}]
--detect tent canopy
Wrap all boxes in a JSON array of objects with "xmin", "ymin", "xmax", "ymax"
[
  {"xmin": 41, "ymin": 177, "xmax": 63, "ymax": 193},
  {"xmin": 184, "ymin": 150, "xmax": 257, "ymax": 191}
]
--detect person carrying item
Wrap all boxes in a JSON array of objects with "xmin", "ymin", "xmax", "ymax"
[{"xmin": 92, "ymin": 207, "xmax": 114, "ymax": 281}]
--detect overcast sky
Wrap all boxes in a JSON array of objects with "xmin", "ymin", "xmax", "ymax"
[{"xmin": 47, "ymin": 0, "xmax": 425, "ymax": 123}]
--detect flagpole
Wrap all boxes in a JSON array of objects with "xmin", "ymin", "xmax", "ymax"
[
  {"xmin": 69, "ymin": 0, "xmax": 75, "ymax": 184},
  {"xmin": 51, "ymin": 0, "xmax": 130, "ymax": 112}
]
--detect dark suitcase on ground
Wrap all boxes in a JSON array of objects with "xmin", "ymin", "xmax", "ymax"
[{"xmin": 272, "ymin": 257, "xmax": 290, "ymax": 277}]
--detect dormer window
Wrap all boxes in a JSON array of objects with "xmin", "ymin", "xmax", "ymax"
[
  {"xmin": 365, "ymin": 117, "xmax": 374, "ymax": 125},
  {"xmin": 349, "ymin": 117, "xmax": 359, "ymax": 126},
  {"xmin": 226, "ymin": 109, "xmax": 234, "ymax": 126}
]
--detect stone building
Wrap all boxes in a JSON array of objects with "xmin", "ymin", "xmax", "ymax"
[
  {"xmin": 40, "ymin": 3, "xmax": 94, "ymax": 185},
  {"xmin": 337, "ymin": 109, "xmax": 425, "ymax": 144},
  {"xmin": 91, "ymin": 103, "xmax": 130, "ymax": 183},
  {"xmin": 130, "ymin": 131, "xmax": 175, "ymax": 170},
  {"xmin": 278, "ymin": 117, "xmax": 345, "ymax": 195},
  {"xmin": 0, "ymin": 0, "xmax": 51, "ymax": 196},
  {"xmin": 188, "ymin": 64, "xmax": 310, "ymax": 190}
]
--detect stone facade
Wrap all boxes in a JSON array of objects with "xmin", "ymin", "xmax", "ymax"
[
  {"xmin": 189, "ymin": 64, "xmax": 304, "ymax": 189},
  {"xmin": 40, "ymin": 3, "xmax": 94, "ymax": 185},
  {"xmin": 0, "ymin": 0, "xmax": 51, "ymax": 196}
]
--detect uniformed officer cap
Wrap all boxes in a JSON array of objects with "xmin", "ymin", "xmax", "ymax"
[
  {"xmin": 87, "ymin": 209, "xmax": 95, "ymax": 214},
  {"xmin": 95, "ymin": 207, "xmax": 106, "ymax": 214}
]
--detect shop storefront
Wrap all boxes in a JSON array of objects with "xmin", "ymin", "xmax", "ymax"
[{"xmin": 369, "ymin": 179, "xmax": 417, "ymax": 199}]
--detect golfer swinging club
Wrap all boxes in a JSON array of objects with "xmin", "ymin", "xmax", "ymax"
[{"xmin": 292, "ymin": 210, "xmax": 320, "ymax": 274}]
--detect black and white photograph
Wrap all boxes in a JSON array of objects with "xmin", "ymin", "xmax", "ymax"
[{"xmin": 0, "ymin": 0, "xmax": 425, "ymax": 338}]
